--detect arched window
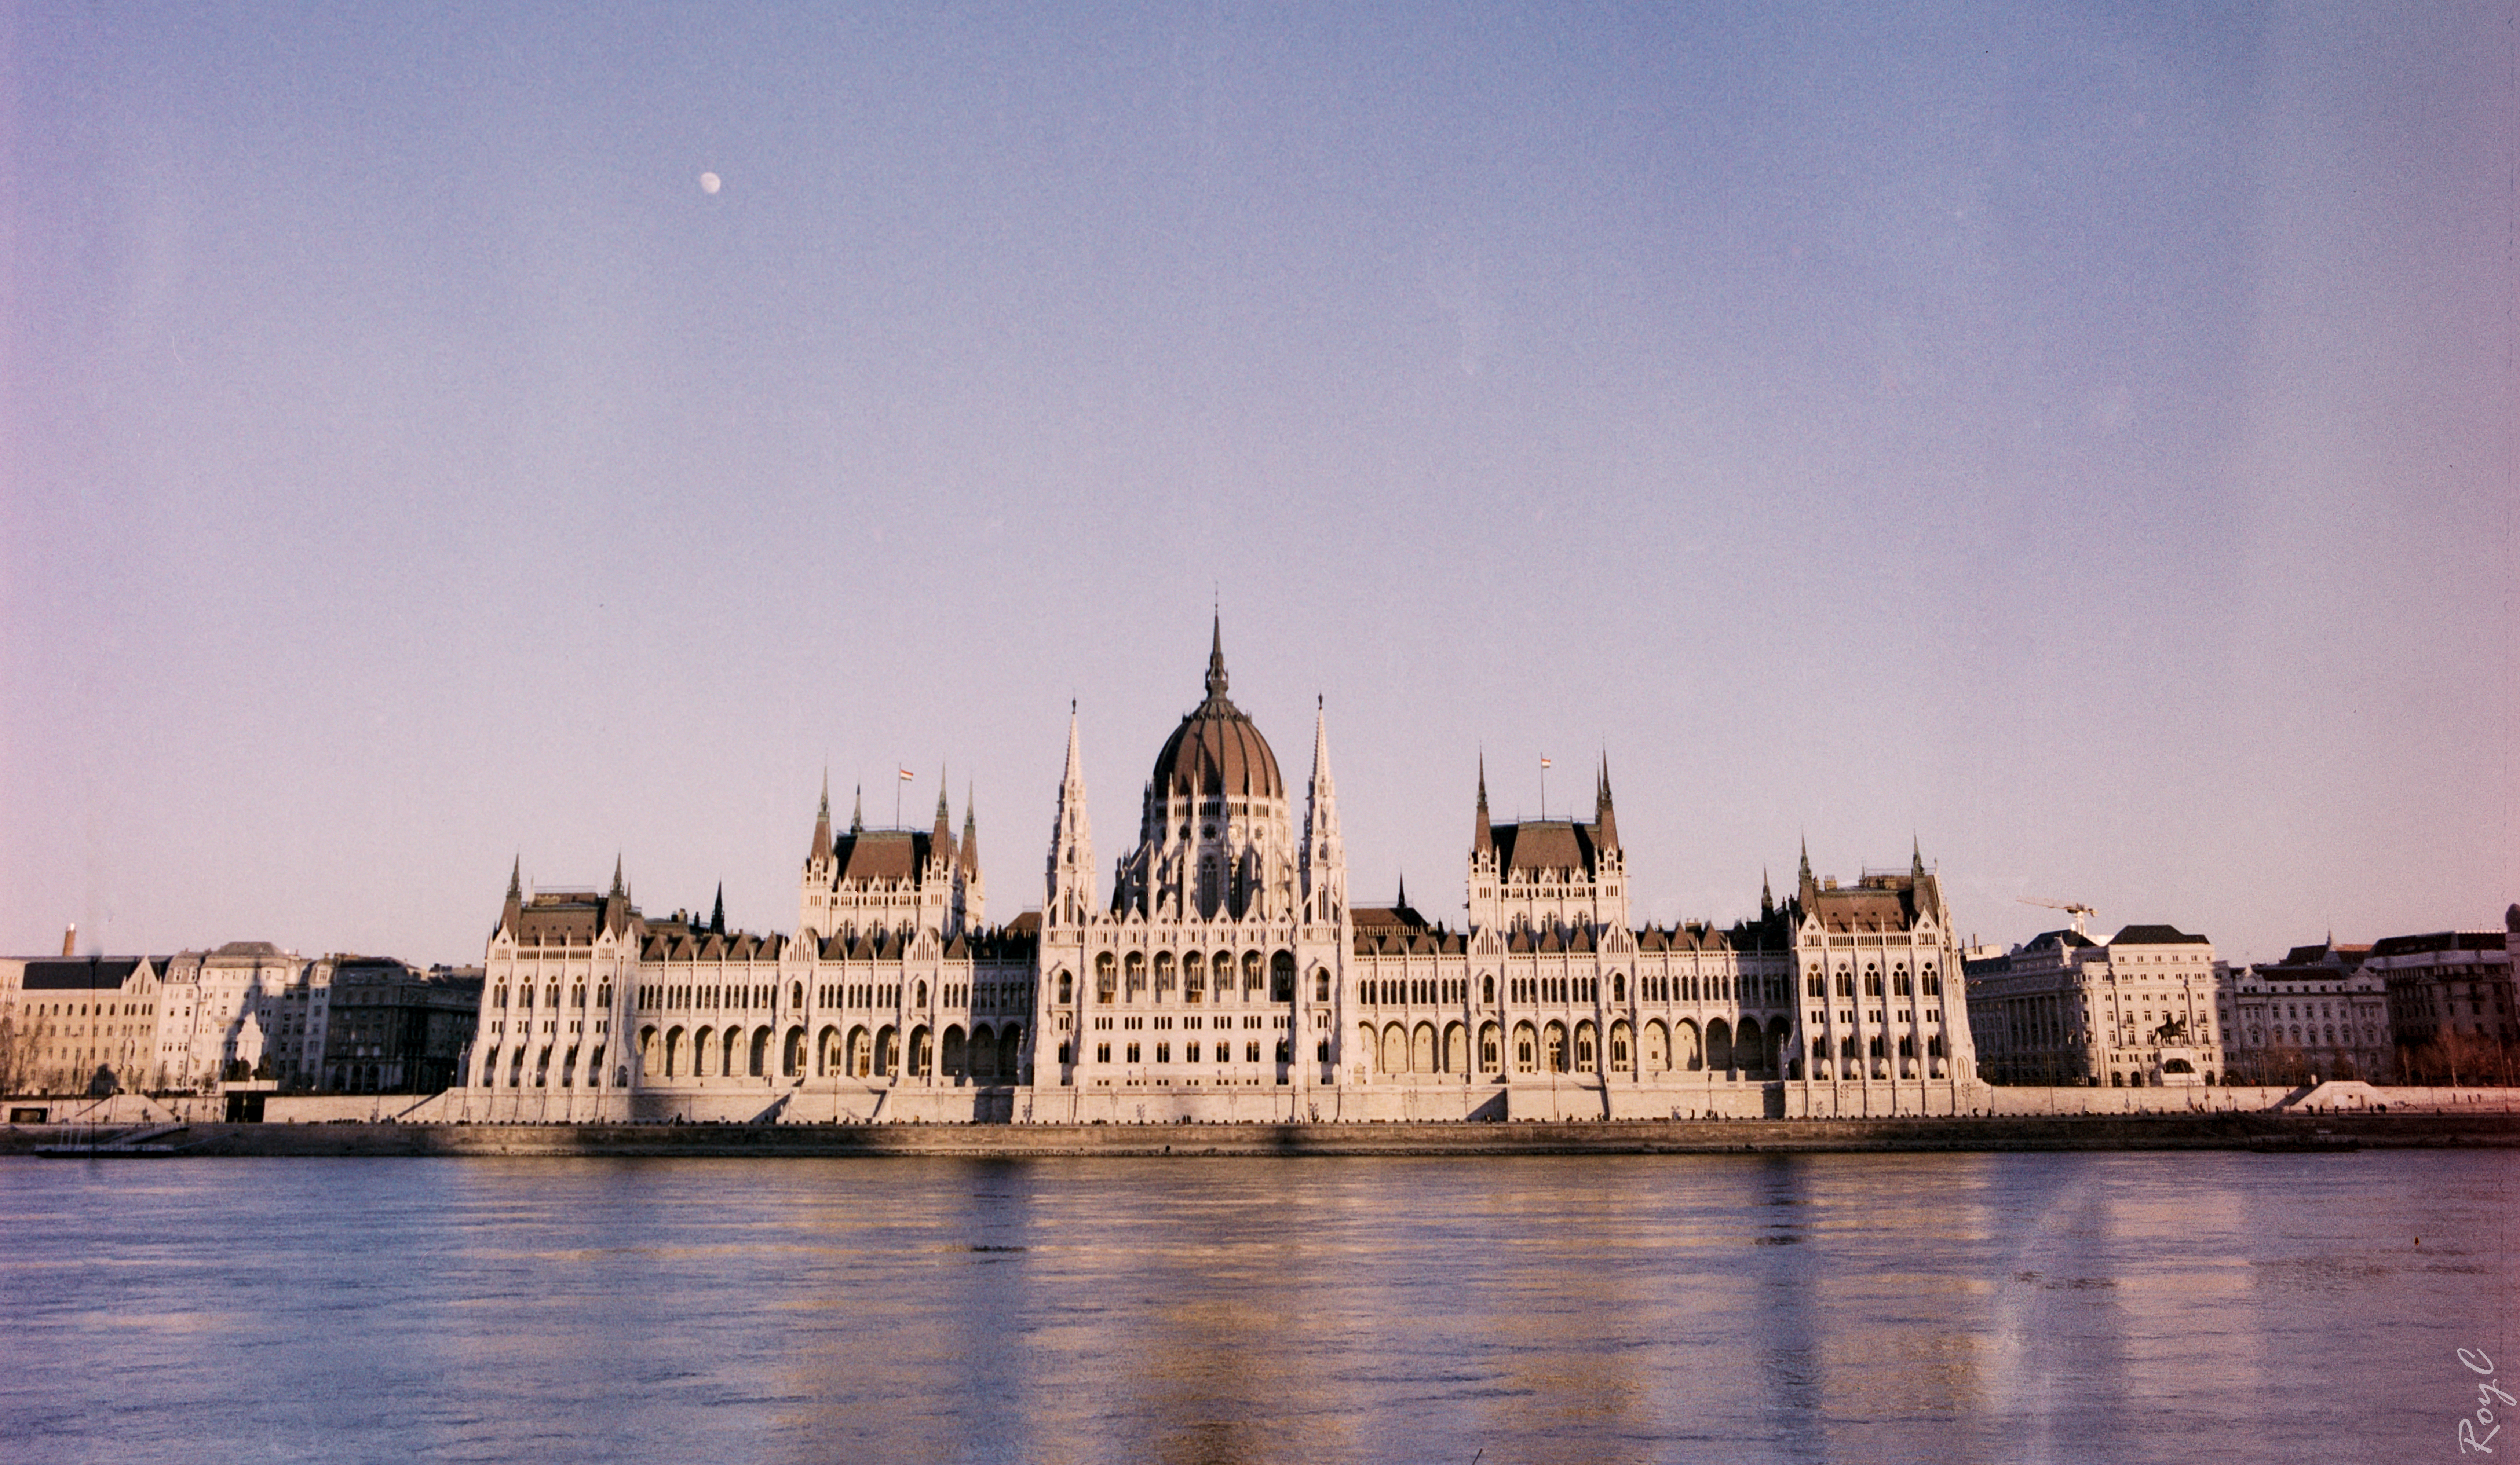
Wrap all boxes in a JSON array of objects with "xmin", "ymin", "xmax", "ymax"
[
  {"xmin": 1613, "ymin": 973, "xmax": 1626, "ymax": 1002},
  {"xmin": 1482, "ymin": 974, "xmax": 1495, "ymax": 1004},
  {"xmin": 915, "ymin": 981, "xmax": 928, "ymax": 1008},
  {"xmin": 1096, "ymin": 953, "xmax": 1115, "ymax": 1003},
  {"xmin": 1314, "ymin": 970, "xmax": 1330, "ymax": 1002},
  {"xmin": 790, "ymin": 982, "xmax": 804, "ymax": 1010},
  {"xmin": 1155, "ymin": 952, "xmax": 1177, "ymax": 1000},
  {"xmin": 1056, "ymin": 970, "xmax": 1074, "ymax": 1004},
  {"xmin": 1125, "ymin": 952, "xmax": 1147, "ymax": 1001},
  {"xmin": 1272, "ymin": 952, "xmax": 1296, "ymax": 1001}
]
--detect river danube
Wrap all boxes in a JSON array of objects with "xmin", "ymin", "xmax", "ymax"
[{"xmin": 1, "ymin": 1150, "xmax": 2508, "ymax": 1463}]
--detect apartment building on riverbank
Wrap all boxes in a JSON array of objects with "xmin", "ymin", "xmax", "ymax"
[{"xmin": 1963, "ymin": 924, "xmax": 2225, "ymax": 1087}]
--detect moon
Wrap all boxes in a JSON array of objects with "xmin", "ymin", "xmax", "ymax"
[{"xmin": 699, "ymin": 172, "xmax": 721, "ymax": 195}]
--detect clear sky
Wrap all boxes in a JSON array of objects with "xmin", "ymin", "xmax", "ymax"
[{"xmin": 4, "ymin": 3, "xmax": 2512, "ymax": 968}]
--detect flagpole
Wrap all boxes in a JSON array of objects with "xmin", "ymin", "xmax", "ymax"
[
  {"xmin": 1540, "ymin": 756, "xmax": 1548, "ymax": 819},
  {"xmin": 896, "ymin": 770, "xmax": 903, "ymax": 828}
]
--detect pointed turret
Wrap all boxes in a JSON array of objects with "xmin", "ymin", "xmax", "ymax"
[
  {"xmin": 932, "ymin": 763, "xmax": 953, "ymax": 849},
  {"xmin": 1473, "ymin": 757, "xmax": 1494, "ymax": 854},
  {"xmin": 1301, "ymin": 697, "xmax": 1347, "ymax": 923},
  {"xmin": 810, "ymin": 772, "xmax": 833, "ymax": 863},
  {"xmin": 850, "ymin": 784, "xmax": 864, "ymax": 835},
  {"xmin": 1911, "ymin": 836, "xmax": 1925, "ymax": 881},
  {"xmin": 1761, "ymin": 868, "xmax": 1775, "ymax": 920},
  {"xmin": 598, "ymin": 854, "xmax": 633, "ymax": 937},
  {"xmin": 960, "ymin": 787, "xmax": 980, "ymax": 876},
  {"xmin": 709, "ymin": 883, "xmax": 726, "ymax": 935},
  {"xmin": 499, "ymin": 856, "xmax": 524, "ymax": 936},
  {"xmin": 1593, "ymin": 751, "xmax": 1620, "ymax": 852},
  {"xmin": 1046, "ymin": 702, "xmax": 1095, "ymax": 925}
]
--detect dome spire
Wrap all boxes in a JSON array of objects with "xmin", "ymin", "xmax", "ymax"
[{"xmin": 1204, "ymin": 612, "xmax": 1229, "ymax": 704}]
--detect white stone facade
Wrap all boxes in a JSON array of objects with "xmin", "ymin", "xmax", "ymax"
[{"xmin": 454, "ymin": 626, "xmax": 1985, "ymax": 1122}]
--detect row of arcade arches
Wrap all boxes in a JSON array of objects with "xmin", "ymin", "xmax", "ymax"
[
  {"xmin": 1361, "ymin": 1016, "xmax": 1786, "ymax": 1077},
  {"xmin": 633, "ymin": 1021, "xmax": 1025, "ymax": 1085}
]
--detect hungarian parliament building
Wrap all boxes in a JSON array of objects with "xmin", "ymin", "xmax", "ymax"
[{"xmin": 456, "ymin": 625, "xmax": 1981, "ymax": 1123}]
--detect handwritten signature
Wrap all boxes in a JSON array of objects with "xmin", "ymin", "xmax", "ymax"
[{"xmin": 2461, "ymin": 1349, "xmax": 2516, "ymax": 1454}]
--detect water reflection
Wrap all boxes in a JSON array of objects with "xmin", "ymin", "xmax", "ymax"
[{"xmin": 0, "ymin": 1152, "xmax": 2505, "ymax": 1464}]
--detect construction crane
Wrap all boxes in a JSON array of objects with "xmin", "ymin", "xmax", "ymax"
[{"xmin": 2017, "ymin": 896, "xmax": 2096, "ymax": 938}]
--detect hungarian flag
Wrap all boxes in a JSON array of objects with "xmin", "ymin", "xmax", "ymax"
[
  {"xmin": 898, "ymin": 767, "xmax": 915, "ymax": 781},
  {"xmin": 1539, "ymin": 756, "xmax": 1552, "ymax": 769}
]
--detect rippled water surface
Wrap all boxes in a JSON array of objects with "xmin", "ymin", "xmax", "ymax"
[{"xmin": 1, "ymin": 1150, "xmax": 2510, "ymax": 1463}]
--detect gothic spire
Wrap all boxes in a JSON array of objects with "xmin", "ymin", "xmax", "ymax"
[
  {"xmin": 811, "ymin": 772, "xmax": 833, "ymax": 863},
  {"xmin": 1309, "ymin": 697, "xmax": 1335, "ymax": 793},
  {"xmin": 709, "ymin": 883, "xmax": 725, "ymax": 935},
  {"xmin": 1047, "ymin": 703, "xmax": 1094, "ymax": 923},
  {"xmin": 1761, "ymin": 868, "xmax": 1775, "ymax": 919},
  {"xmin": 609, "ymin": 855, "xmax": 625, "ymax": 899},
  {"xmin": 1473, "ymin": 755, "xmax": 1494, "ymax": 854},
  {"xmin": 500, "ymin": 855, "xmax": 524, "ymax": 937},
  {"xmin": 1204, "ymin": 613, "xmax": 1229, "ymax": 704},
  {"xmin": 960, "ymin": 784, "xmax": 980, "ymax": 875},
  {"xmin": 1593, "ymin": 750, "xmax": 1619, "ymax": 851},
  {"xmin": 850, "ymin": 783, "xmax": 864, "ymax": 835}
]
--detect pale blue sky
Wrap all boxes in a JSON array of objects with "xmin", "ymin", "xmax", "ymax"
[{"xmin": 4, "ymin": 3, "xmax": 2511, "ymax": 966}]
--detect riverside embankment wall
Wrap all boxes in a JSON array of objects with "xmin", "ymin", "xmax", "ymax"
[
  {"xmin": 7, "ymin": 1110, "xmax": 2515, "ymax": 1158},
  {"xmin": 11, "ymin": 1082, "xmax": 2517, "ymax": 1133}
]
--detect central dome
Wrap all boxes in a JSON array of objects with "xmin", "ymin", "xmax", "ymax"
[{"xmin": 1148, "ymin": 621, "xmax": 1284, "ymax": 801}]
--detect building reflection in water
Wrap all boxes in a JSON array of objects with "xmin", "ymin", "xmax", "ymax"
[{"xmin": 2, "ymin": 1151, "xmax": 2507, "ymax": 1465}]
